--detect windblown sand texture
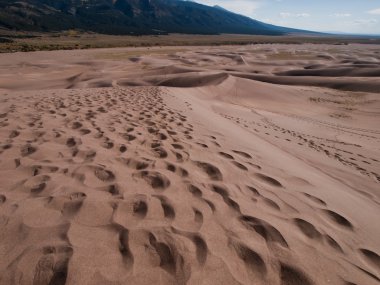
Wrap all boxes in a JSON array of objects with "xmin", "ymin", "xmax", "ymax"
[{"xmin": 0, "ymin": 44, "xmax": 379, "ymax": 285}]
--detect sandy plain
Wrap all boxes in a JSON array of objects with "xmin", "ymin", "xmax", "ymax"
[{"xmin": 0, "ymin": 43, "xmax": 379, "ymax": 285}]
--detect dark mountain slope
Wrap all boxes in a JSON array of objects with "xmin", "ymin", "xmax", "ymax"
[{"xmin": 0, "ymin": 0, "xmax": 316, "ymax": 35}]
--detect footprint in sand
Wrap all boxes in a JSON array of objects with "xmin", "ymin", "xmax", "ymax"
[
  {"xmin": 293, "ymin": 218, "xmax": 322, "ymax": 240},
  {"xmin": 187, "ymin": 184, "xmax": 203, "ymax": 198},
  {"xmin": 0, "ymin": 194, "xmax": 6, "ymax": 205},
  {"xmin": 211, "ymin": 184, "xmax": 240, "ymax": 212},
  {"xmin": 134, "ymin": 171, "xmax": 171, "ymax": 191},
  {"xmin": 24, "ymin": 175, "xmax": 51, "ymax": 196},
  {"xmin": 132, "ymin": 198, "xmax": 148, "ymax": 219},
  {"xmin": 230, "ymin": 240, "xmax": 267, "ymax": 282},
  {"xmin": 153, "ymin": 195, "xmax": 176, "ymax": 220},
  {"xmin": 94, "ymin": 167, "xmax": 116, "ymax": 182},
  {"xmin": 194, "ymin": 161, "xmax": 223, "ymax": 181},
  {"xmin": 33, "ymin": 245, "xmax": 73, "ymax": 285},
  {"xmin": 255, "ymin": 173, "xmax": 283, "ymax": 187},
  {"xmin": 21, "ymin": 144, "xmax": 37, "ymax": 156},
  {"xmin": 302, "ymin": 193, "xmax": 327, "ymax": 206},
  {"xmin": 324, "ymin": 234, "xmax": 343, "ymax": 253},
  {"xmin": 62, "ymin": 192, "xmax": 87, "ymax": 217},
  {"xmin": 118, "ymin": 228, "xmax": 134, "ymax": 270},
  {"xmin": 280, "ymin": 263, "xmax": 314, "ymax": 285},
  {"xmin": 239, "ymin": 215, "xmax": 288, "ymax": 248},
  {"xmin": 321, "ymin": 209, "xmax": 353, "ymax": 230},
  {"xmin": 231, "ymin": 161, "xmax": 248, "ymax": 171},
  {"xmin": 232, "ymin": 150, "xmax": 252, "ymax": 159},
  {"xmin": 359, "ymin": 248, "xmax": 380, "ymax": 272},
  {"xmin": 218, "ymin": 152, "xmax": 234, "ymax": 159},
  {"xmin": 166, "ymin": 163, "xmax": 189, "ymax": 178}
]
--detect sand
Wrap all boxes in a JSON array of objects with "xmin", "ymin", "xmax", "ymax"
[{"xmin": 0, "ymin": 43, "xmax": 379, "ymax": 285}]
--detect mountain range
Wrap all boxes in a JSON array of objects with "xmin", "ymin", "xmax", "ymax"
[{"xmin": 0, "ymin": 0, "xmax": 315, "ymax": 35}]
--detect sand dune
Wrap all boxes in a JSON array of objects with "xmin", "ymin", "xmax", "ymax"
[
  {"xmin": 276, "ymin": 67, "xmax": 380, "ymax": 77},
  {"xmin": 0, "ymin": 44, "xmax": 379, "ymax": 285},
  {"xmin": 231, "ymin": 73, "xmax": 380, "ymax": 93}
]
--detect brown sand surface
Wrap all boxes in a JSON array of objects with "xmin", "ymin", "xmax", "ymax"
[{"xmin": 0, "ymin": 44, "xmax": 379, "ymax": 285}]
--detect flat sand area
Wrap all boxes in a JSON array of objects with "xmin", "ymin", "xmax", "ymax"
[{"xmin": 0, "ymin": 44, "xmax": 379, "ymax": 285}]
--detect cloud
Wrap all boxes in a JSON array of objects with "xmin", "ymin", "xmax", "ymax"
[
  {"xmin": 353, "ymin": 19, "xmax": 378, "ymax": 25},
  {"xmin": 332, "ymin": 13, "xmax": 351, "ymax": 17},
  {"xmin": 368, "ymin": 8, "xmax": 380, "ymax": 15},
  {"xmin": 279, "ymin": 12, "xmax": 310, "ymax": 18}
]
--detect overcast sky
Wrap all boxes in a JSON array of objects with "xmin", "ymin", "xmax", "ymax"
[{"xmin": 194, "ymin": 0, "xmax": 380, "ymax": 34}]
